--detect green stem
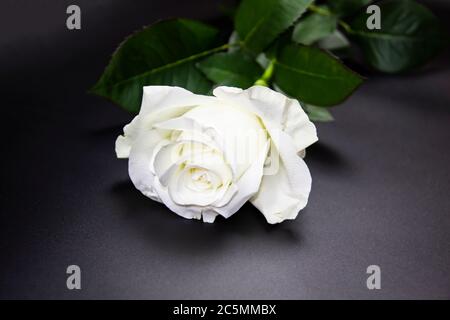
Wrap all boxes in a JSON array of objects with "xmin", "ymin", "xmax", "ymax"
[
  {"xmin": 307, "ymin": 4, "xmax": 354, "ymax": 34},
  {"xmin": 338, "ymin": 20, "xmax": 353, "ymax": 34},
  {"xmin": 254, "ymin": 59, "xmax": 276, "ymax": 86},
  {"xmin": 308, "ymin": 4, "xmax": 332, "ymax": 16}
]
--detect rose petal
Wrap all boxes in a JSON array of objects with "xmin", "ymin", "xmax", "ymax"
[
  {"xmin": 202, "ymin": 210, "xmax": 218, "ymax": 223},
  {"xmin": 139, "ymin": 86, "xmax": 216, "ymax": 124},
  {"xmin": 213, "ymin": 86, "xmax": 318, "ymax": 152},
  {"xmin": 215, "ymin": 141, "xmax": 270, "ymax": 218},
  {"xmin": 128, "ymin": 130, "xmax": 167, "ymax": 202},
  {"xmin": 183, "ymin": 103, "xmax": 267, "ymax": 178},
  {"xmin": 115, "ymin": 116, "xmax": 139, "ymax": 159},
  {"xmin": 251, "ymin": 129, "xmax": 312, "ymax": 224}
]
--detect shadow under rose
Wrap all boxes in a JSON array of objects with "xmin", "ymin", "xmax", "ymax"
[
  {"xmin": 307, "ymin": 141, "xmax": 353, "ymax": 174},
  {"xmin": 110, "ymin": 180, "xmax": 302, "ymax": 256}
]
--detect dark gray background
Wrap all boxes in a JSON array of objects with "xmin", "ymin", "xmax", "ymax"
[{"xmin": 0, "ymin": 0, "xmax": 449, "ymax": 299}]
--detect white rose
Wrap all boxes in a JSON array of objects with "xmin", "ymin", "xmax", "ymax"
[{"xmin": 115, "ymin": 85, "xmax": 318, "ymax": 224}]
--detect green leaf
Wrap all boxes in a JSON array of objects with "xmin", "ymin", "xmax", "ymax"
[
  {"xmin": 303, "ymin": 104, "xmax": 334, "ymax": 122},
  {"xmin": 256, "ymin": 53, "xmax": 271, "ymax": 69},
  {"xmin": 197, "ymin": 52, "xmax": 263, "ymax": 88},
  {"xmin": 91, "ymin": 19, "xmax": 222, "ymax": 113},
  {"xmin": 227, "ymin": 31, "xmax": 241, "ymax": 53},
  {"xmin": 264, "ymin": 31, "xmax": 293, "ymax": 60},
  {"xmin": 350, "ymin": 0, "xmax": 447, "ymax": 73},
  {"xmin": 329, "ymin": 0, "xmax": 372, "ymax": 17},
  {"xmin": 292, "ymin": 12, "xmax": 337, "ymax": 45},
  {"xmin": 318, "ymin": 30, "xmax": 350, "ymax": 50},
  {"xmin": 274, "ymin": 44, "xmax": 363, "ymax": 106},
  {"xmin": 235, "ymin": 0, "xmax": 313, "ymax": 53}
]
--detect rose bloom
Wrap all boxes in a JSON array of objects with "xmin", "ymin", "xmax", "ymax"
[{"xmin": 116, "ymin": 86, "xmax": 318, "ymax": 224}]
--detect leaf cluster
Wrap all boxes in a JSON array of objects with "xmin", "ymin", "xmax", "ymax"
[{"xmin": 91, "ymin": 0, "xmax": 447, "ymax": 121}]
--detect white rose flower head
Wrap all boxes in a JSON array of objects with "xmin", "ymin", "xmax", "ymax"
[{"xmin": 115, "ymin": 85, "xmax": 318, "ymax": 224}]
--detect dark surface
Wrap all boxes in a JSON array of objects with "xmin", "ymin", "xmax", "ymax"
[{"xmin": 1, "ymin": 0, "xmax": 449, "ymax": 299}]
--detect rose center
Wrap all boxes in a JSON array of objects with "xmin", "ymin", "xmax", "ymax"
[{"xmin": 189, "ymin": 168, "xmax": 213, "ymax": 191}]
